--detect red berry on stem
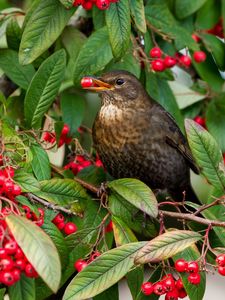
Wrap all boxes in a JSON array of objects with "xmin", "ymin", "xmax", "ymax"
[
  {"xmin": 0, "ymin": 249, "xmax": 8, "ymax": 259},
  {"xmin": 12, "ymin": 268, "xmax": 21, "ymax": 282},
  {"xmin": 165, "ymin": 288, "xmax": 179, "ymax": 300},
  {"xmin": 175, "ymin": 259, "xmax": 187, "ymax": 272},
  {"xmin": 149, "ymin": 47, "xmax": 162, "ymax": 58},
  {"xmin": 178, "ymin": 288, "xmax": 187, "ymax": 299},
  {"xmin": 179, "ymin": 55, "xmax": 192, "ymax": 67},
  {"xmin": 141, "ymin": 282, "xmax": 154, "ymax": 295},
  {"xmin": 153, "ymin": 282, "xmax": 165, "ymax": 295},
  {"xmin": 218, "ymin": 266, "xmax": 225, "ymax": 276},
  {"xmin": 0, "ymin": 257, "xmax": 14, "ymax": 271},
  {"xmin": 187, "ymin": 261, "xmax": 199, "ymax": 273},
  {"xmin": 56, "ymin": 222, "xmax": 65, "ymax": 230},
  {"xmin": 105, "ymin": 220, "xmax": 113, "ymax": 232},
  {"xmin": 61, "ymin": 124, "xmax": 70, "ymax": 136},
  {"xmin": 74, "ymin": 259, "xmax": 88, "ymax": 272},
  {"xmin": 64, "ymin": 222, "xmax": 77, "ymax": 235},
  {"xmin": 12, "ymin": 184, "xmax": 21, "ymax": 196},
  {"xmin": 4, "ymin": 240, "xmax": 18, "ymax": 255},
  {"xmin": 25, "ymin": 263, "xmax": 38, "ymax": 278},
  {"xmin": 82, "ymin": 1, "xmax": 93, "ymax": 9},
  {"xmin": 216, "ymin": 254, "xmax": 225, "ymax": 266},
  {"xmin": 15, "ymin": 259, "xmax": 26, "ymax": 270},
  {"xmin": 193, "ymin": 51, "xmax": 206, "ymax": 63},
  {"xmin": 194, "ymin": 116, "xmax": 206, "ymax": 128},
  {"xmin": 188, "ymin": 273, "xmax": 201, "ymax": 285},
  {"xmin": 96, "ymin": 0, "xmax": 110, "ymax": 9},
  {"xmin": 151, "ymin": 59, "xmax": 165, "ymax": 72},
  {"xmin": 1, "ymin": 271, "xmax": 15, "ymax": 286},
  {"xmin": 52, "ymin": 213, "xmax": 65, "ymax": 224},
  {"xmin": 164, "ymin": 56, "xmax": 177, "ymax": 68},
  {"xmin": 176, "ymin": 278, "xmax": 184, "ymax": 290},
  {"xmin": 90, "ymin": 251, "xmax": 101, "ymax": 261},
  {"xmin": 164, "ymin": 276, "xmax": 175, "ymax": 292}
]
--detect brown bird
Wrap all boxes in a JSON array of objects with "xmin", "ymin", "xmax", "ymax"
[{"xmin": 84, "ymin": 70, "xmax": 199, "ymax": 203}]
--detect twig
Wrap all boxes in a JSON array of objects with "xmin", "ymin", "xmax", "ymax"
[
  {"xmin": 160, "ymin": 210, "xmax": 225, "ymax": 228},
  {"xmin": 194, "ymin": 198, "xmax": 223, "ymax": 216},
  {"xmin": 74, "ymin": 177, "xmax": 99, "ymax": 194},
  {"xmin": 27, "ymin": 193, "xmax": 81, "ymax": 216}
]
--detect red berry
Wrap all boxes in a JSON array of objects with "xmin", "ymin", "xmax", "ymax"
[
  {"xmin": 187, "ymin": 273, "xmax": 201, "ymax": 285},
  {"xmin": 81, "ymin": 77, "xmax": 93, "ymax": 88},
  {"xmin": 153, "ymin": 282, "xmax": 165, "ymax": 295},
  {"xmin": 90, "ymin": 251, "xmax": 101, "ymax": 261},
  {"xmin": 43, "ymin": 132, "xmax": 52, "ymax": 142},
  {"xmin": 38, "ymin": 208, "xmax": 45, "ymax": 218},
  {"xmin": 4, "ymin": 240, "xmax": 18, "ymax": 255},
  {"xmin": 12, "ymin": 268, "xmax": 21, "ymax": 282},
  {"xmin": 164, "ymin": 276, "xmax": 175, "ymax": 292},
  {"xmin": 164, "ymin": 56, "xmax": 177, "ymax": 68},
  {"xmin": 36, "ymin": 217, "xmax": 44, "ymax": 227},
  {"xmin": 187, "ymin": 261, "xmax": 199, "ymax": 273},
  {"xmin": 179, "ymin": 55, "xmax": 192, "ymax": 67},
  {"xmin": 178, "ymin": 288, "xmax": 187, "ymax": 299},
  {"xmin": 25, "ymin": 263, "xmax": 38, "ymax": 278},
  {"xmin": 141, "ymin": 282, "xmax": 154, "ymax": 295},
  {"xmin": 4, "ymin": 167, "xmax": 15, "ymax": 178},
  {"xmin": 52, "ymin": 213, "xmax": 65, "ymax": 224},
  {"xmin": 149, "ymin": 47, "xmax": 162, "ymax": 58},
  {"xmin": 176, "ymin": 278, "xmax": 184, "ymax": 290},
  {"xmin": 0, "ymin": 271, "xmax": 15, "ymax": 286},
  {"xmin": 165, "ymin": 289, "xmax": 179, "ymax": 300},
  {"xmin": 82, "ymin": 1, "xmax": 93, "ymax": 9},
  {"xmin": 192, "ymin": 34, "xmax": 200, "ymax": 42},
  {"xmin": 193, "ymin": 51, "xmax": 206, "ymax": 63},
  {"xmin": 61, "ymin": 124, "xmax": 70, "ymax": 136},
  {"xmin": 0, "ymin": 257, "xmax": 14, "ymax": 271},
  {"xmin": 175, "ymin": 259, "xmax": 187, "ymax": 272},
  {"xmin": 194, "ymin": 116, "xmax": 206, "ymax": 128},
  {"xmin": 105, "ymin": 220, "xmax": 113, "ymax": 232},
  {"xmin": 56, "ymin": 222, "xmax": 65, "ymax": 230},
  {"xmin": 3, "ymin": 180, "xmax": 14, "ymax": 193},
  {"xmin": 74, "ymin": 259, "xmax": 88, "ymax": 272},
  {"xmin": 73, "ymin": 0, "xmax": 84, "ymax": 6},
  {"xmin": 15, "ymin": 248, "xmax": 24, "ymax": 259},
  {"xmin": 151, "ymin": 59, "xmax": 165, "ymax": 72},
  {"xmin": 96, "ymin": 0, "xmax": 110, "ymax": 10},
  {"xmin": 216, "ymin": 254, "xmax": 225, "ymax": 266},
  {"xmin": 0, "ymin": 249, "xmax": 8, "ymax": 259},
  {"xmin": 12, "ymin": 184, "xmax": 21, "ymax": 196},
  {"xmin": 95, "ymin": 159, "xmax": 103, "ymax": 167},
  {"xmin": 218, "ymin": 266, "xmax": 225, "ymax": 276},
  {"xmin": 64, "ymin": 222, "xmax": 77, "ymax": 235},
  {"xmin": 0, "ymin": 174, "xmax": 6, "ymax": 186},
  {"xmin": 15, "ymin": 259, "xmax": 26, "ymax": 271}
]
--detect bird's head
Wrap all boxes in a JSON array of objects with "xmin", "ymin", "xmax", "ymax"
[{"xmin": 82, "ymin": 70, "xmax": 148, "ymax": 106}]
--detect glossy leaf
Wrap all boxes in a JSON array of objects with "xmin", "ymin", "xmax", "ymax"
[
  {"xmin": 130, "ymin": 0, "xmax": 146, "ymax": 33},
  {"xmin": 19, "ymin": 0, "xmax": 75, "ymax": 64},
  {"xmin": 108, "ymin": 178, "xmax": 158, "ymax": 218},
  {"xmin": 105, "ymin": 0, "xmax": 131, "ymax": 59},
  {"xmin": 173, "ymin": 245, "xmax": 206, "ymax": 300},
  {"xmin": 61, "ymin": 92, "xmax": 85, "ymax": 136},
  {"xmin": 6, "ymin": 18, "xmax": 22, "ymax": 51},
  {"xmin": 73, "ymin": 27, "xmax": 113, "ymax": 85},
  {"xmin": 14, "ymin": 170, "xmax": 40, "ymax": 192},
  {"xmin": 93, "ymin": 284, "xmax": 119, "ymax": 300},
  {"xmin": 8, "ymin": 274, "xmax": 35, "ymax": 300},
  {"xmin": 135, "ymin": 230, "xmax": 201, "ymax": 264},
  {"xmin": 63, "ymin": 242, "xmax": 146, "ymax": 300},
  {"xmin": 6, "ymin": 215, "xmax": 61, "ymax": 293},
  {"xmin": 185, "ymin": 119, "xmax": 225, "ymax": 193},
  {"xmin": 175, "ymin": 0, "xmax": 207, "ymax": 19},
  {"xmin": 24, "ymin": 50, "xmax": 66, "ymax": 129},
  {"xmin": 196, "ymin": 0, "xmax": 221, "ymax": 29},
  {"xmin": 31, "ymin": 144, "xmax": 51, "ymax": 181},
  {"xmin": 0, "ymin": 49, "xmax": 35, "ymax": 90}
]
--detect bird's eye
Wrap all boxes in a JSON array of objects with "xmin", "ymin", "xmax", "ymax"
[{"xmin": 115, "ymin": 78, "xmax": 125, "ymax": 86}]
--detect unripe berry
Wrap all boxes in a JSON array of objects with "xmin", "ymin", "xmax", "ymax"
[
  {"xmin": 149, "ymin": 47, "xmax": 162, "ymax": 58},
  {"xmin": 193, "ymin": 51, "xmax": 206, "ymax": 63},
  {"xmin": 141, "ymin": 281, "xmax": 154, "ymax": 295}
]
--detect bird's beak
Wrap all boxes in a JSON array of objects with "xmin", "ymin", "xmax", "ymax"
[{"xmin": 83, "ymin": 78, "xmax": 114, "ymax": 91}]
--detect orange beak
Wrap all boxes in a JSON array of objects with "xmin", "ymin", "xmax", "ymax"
[{"xmin": 83, "ymin": 78, "xmax": 114, "ymax": 91}]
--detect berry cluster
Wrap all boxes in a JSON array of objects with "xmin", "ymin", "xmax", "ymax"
[
  {"xmin": 0, "ymin": 208, "xmax": 40, "ymax": 286},
  {"xmin": 52, "ymin": 213, "xmax": 77, "ymax": 235},
  {"xmin": 64, "ymin": 155, "xmax": 103, "ymax": 175},
  {"xmin": 216, "ymin": 254, "xmax": 225, "ymax": 276},
  {"xmin": 0, "ymin": 165, "xmax": 21, "ymax": 201},
  {"xmin": 73, "ymin": 0, "xmax": 118, "ymax": 10},
  {"xmin": 149, "ymin": 47, "xmax": 206, "ymax": 72},
  {"xmin": 141, "ymin": 274, "xmax": 187, "ymax": 300},
  {"xmin": 22, "ymin": 206, "xmax": 45, "ymax": 227},
  {"xmin": 43, "ymin": 124, "xmax": 72, "ymax": 147},
  {"xmin": 74, "ymin": 251, "xmax": 101, "ymax": 272},
  {"xmin": 175, "ymin": 259, "xmax": 201, "ymax": 285}
]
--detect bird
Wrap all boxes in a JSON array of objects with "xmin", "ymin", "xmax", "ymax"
[{"xmin": 83, "ymin": 70, "xmax": 199, "ymax": 203}]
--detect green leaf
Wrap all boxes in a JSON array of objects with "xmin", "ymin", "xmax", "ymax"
[
  {"xmin": 24, "ymin": 50, "xmax": 66, "ymax": 129},
  {"xmin": 196, "ymin": 0, "xmax": 221, "ymax": 30},
  {"xmin": 173, "ymin": 245, "xmax": 206, "ymax": 300},
  {"xmin": 185, "ymin": 119, "xmax": 225, "ymax": 194},
  {"xmin": 130, "ymin": 0, "xmax": 146, "ymax": 33},
  {"xmin": 6, "ymin": 215, "xmax": 61, "ymax": 293},
  {"xmin": 108, "ymin": 178, "xmax": 158, "ymax": 218},
  {"xmin": 206, "ymin": 95, "xmax": 225, "ymax": 152},
  {"xmin": 0, "ymin": 288, "xmax": 6, "ymax": 300},
  {"xmin": 6, "ymin": 18, "xmax": 22, "ymax": 51},
  {"xmin": 223, "ymin": 0, "xmax": 225, "ymax": 36},
  {"xmin": 175, "ymin": 0, "xmax": 207, "ymax": 19},
  {"xmin": 59, "ymin": 0, "xmax": 74, "ymax": 9},
  {"xmin": 0, "ymin": 49, "xmax": 35, "ymax": 90},
  {"xmin": 14, "ymin": 170, "xmax": 40, "ymax": 192},
  {"xmin": 135, "ymin": 230, "xmax": 201, "ymax": 264},
  {"xmin": 200, "ymin": 33, "xmax": 225, "ymax": 71},
  {"xmin": 8, "ymin": 274, "xmax": 35, "ymax": 300},
  {"xmin": 34, "ymin": 178, "xmax": 87, "ymax": 207},
  {"xmin": 31, "ymin": 144, "xmax": 51, "ymax": 181},
  {"xmin": 61, "ymin": 92, "xmax": 85, "ymax": 136},
  {"xmin": 105, "ymin": 0, "xmax": 131, "ymax": 59},
  {"xmin": 19, "ymin": 0, "xmax": 75, "ymax": 65},
  {"xmin": 92, "ymin": 6, "xmax": 106, "ymax": 30},
  {"xmin": 93, "ymin": 284, "xmax": 119, "ymax": 300},
  {"xmin": 73, "ymin": 27, "xmax": 113, "ymax": 85},
  {"xmin": 63, "ymin": 242, "xmax": 146, "ymax": 300}
]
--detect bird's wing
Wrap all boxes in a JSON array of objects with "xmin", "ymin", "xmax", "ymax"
[{"xmin": 159, "ymin": 108, "xmax": 200, "ymax": 174}]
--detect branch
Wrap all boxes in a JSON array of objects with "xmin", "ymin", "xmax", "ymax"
[
  {"xmin": 27, "ymin": 193, "xmax": 82, "ymax": 217},
  {"xmin": 160, "ymin": 210, "xmax": 225, "ymax": 228},
  {"xmin": 74, "ymin": 177, "xmax": 99, "ymax": 194}
]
